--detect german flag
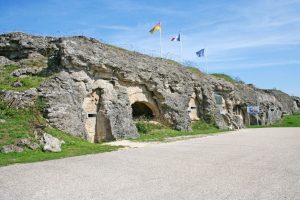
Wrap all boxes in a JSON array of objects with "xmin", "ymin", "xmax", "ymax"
[{"xmin": 149, "ymin": 22, "xmax": 161, "ymax": 33}]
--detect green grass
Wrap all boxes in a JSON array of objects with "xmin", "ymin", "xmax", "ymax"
[
  {"xmin": 279, "ymin": 114, "xmax": 300, "ymax": 127},
  {"xmin": 0, "ymin": 65, "xmax": 46, "ymax": 91},
  {"xmin": 132, "ymin": 120, "xmax": 226, "ymax": 142},
  {"xmin": 248, "ymin": 114, "xmax": 300, "ymax": 128},
  {"xmin": 210, "ymin": 73, "xmax": 236, "ymax": 83},
  {"xmin": 0, "ymin": 127, "xmax": 121, "ymax": 166},
  {"xmin": 0, "ymin": 101, "xmax": 122, "ymax": 166},
  {"xmin": 186, "ymin": 66, "xmax": 204, "ymax": 77},
  {"xmin": 0, "ymin": 101, "xmax": 34, "ymax": 146}
]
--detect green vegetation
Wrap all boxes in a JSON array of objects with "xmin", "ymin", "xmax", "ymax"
[
  {"xmin": 19, "ymin": 57, "xmax": 48, "ymax": 68},
  {"xmin": 248, "ymin": 114, "xmax": 300, "ymax": 128},
  {"xmin": 0, "ymin": 65, "xmax": 46, "ymax": 91},
  {"xmin": 0, "ymin": 127, "xmax": 121, "ymax": 166},
  {"xmin": 210, "ymin": 73, "xmax": 245, "ymax": 84},
  {"xmin": 186, "ymin": 66, "xmax": 204, "ymax": 77},
  {"xmin": 0, "ymin": 101, "xmax": 121, "ymax": 166},
  {"xmin": 210, "ymin": 73, "xmax": 236, "ymax": 82},
  {"xmin": 0, "ymin": 101, "xmax": 33, "ymax": 146},
  {"xmin": 279, "ymin": 114, "xmax": 300, "ymax": 127},
  {"xmin": 133, "ymin": 120, "xmax": 226, "ymax": 142}
]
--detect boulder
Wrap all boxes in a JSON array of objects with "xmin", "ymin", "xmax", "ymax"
[
  {"xmin": 16, "ymin": 138, "xmax": 31, "ymax": 147},
  {"xmin": 11, "ymin": 67, "xmax": 43, "ymax": 77},
  {"xmin": 15, "ymin": 138, "xmax": 40, "ymax": 150},
  {"xmin": 0, "ymin": 88, "xmax": 38, "ymax": 108},
  {"xmin": 1, "ymin": 144, "xmax": 23, "ymax": 153},
  {"xmin": 12, "ymin": 80, "xmax": 23, "ymax": 87},
  {"xmin": 42, "ymin": 133, "xmax": 63, "ymax": 152},
  {"xmin": 28, "ymin": 143, "xmax": 40, "ymax": 150},
  {"xmin": 0, "ymin": 56, "xmax": 16, "ymax": 69}
]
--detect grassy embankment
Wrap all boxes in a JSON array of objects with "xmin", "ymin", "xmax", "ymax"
[
  {"xmin": 248, "ymin": 114, "xmax": 300, "ymax": 128},
  {"xmin": 0, "ymin": 101, "xmax": 121, "ymax": 166},
  {"xmin": 0, "ymin": 65, "xmax": 46, "ymax": 91},
  {"xmin": 0, "ymin": 65, "xmax": 121, "ymax": 166},
  {"xmin": 132, "ymin": 119, "xmax": 226, "ymax": 142}
]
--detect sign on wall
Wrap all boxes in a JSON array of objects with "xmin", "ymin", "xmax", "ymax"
[{"xmin": 247, "ymin": 106, "xmax": 260, "ymax": 115}]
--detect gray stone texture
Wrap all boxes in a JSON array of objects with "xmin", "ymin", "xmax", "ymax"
[
  {"xmin": 0, "ymin": 32, "xmax": 299, "ymax": 141},
  {"xmin": 42, "ymin": 132, "xmax": 63, "ymax": 152},
  {"xmin": 0, "ymin": 89, "xmax": 38, "ymax": 108},
  {"xmin": 1, "ymin": 144, "xmax": 23, "ymax": 153}
]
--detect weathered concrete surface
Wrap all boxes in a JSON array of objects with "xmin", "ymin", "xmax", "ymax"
[
  {"xmin": 1, "ymin": 128, "xmax": 299, "ymax": 200},
  {"xmin": 0, "ymin": 32, "xmax": 299, "ymax": 141}
]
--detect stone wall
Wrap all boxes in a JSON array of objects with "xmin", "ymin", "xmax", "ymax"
[{"xmin": 0, "ymin": 32, "xmax": 299, "ymax": 142}]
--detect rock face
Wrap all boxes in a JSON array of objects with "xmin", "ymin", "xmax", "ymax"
[
  {"xmin": 0, "ymin": 32, "xmax": 299, "ymax": 142},
  {"xmin": 0, "ymin": 56, "xmax": 16, "ymax": 69},
  {"xmin": 12, "ymin": 67, "xmax": 43, "ymax": 77},
  {"xmin": 0, "ymin": 88, "xmax": 38, "ymax": 108}
]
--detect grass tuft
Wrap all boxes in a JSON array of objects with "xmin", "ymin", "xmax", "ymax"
[
  {"xmin": 0, "ymin": 65, "xmax": 46, "ymax": 91},
  {"xmin": 133, "ymin": 119, "xmax": 225, "ymax": 142},
  {"xmin": 186, "ymin": 66, "xmax": 204, "ymax": 77},
  {"xmin": 210, "ymin": 73, "xmax": 235, "ymax": 82},
  {"xmin": 210, "ymin": 73, "xmax": 245, "ymax": 84},
  {"xmin": 0, "ymin": 100, "xmax": 122, "ymax": 166}
]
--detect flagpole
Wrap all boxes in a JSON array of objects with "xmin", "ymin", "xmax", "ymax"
[
  {"xmin": 205, "ymin": 48, "xmax": 208, "ymax": 74},
  {"xmin": 180, "ymin": 32, "xmax": 183, "ymax": 61},
  {"xmin": 160, "ymin": 22, "xmax": 162, "ymax": 58}
]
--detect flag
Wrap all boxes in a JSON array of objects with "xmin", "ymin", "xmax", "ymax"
[
  {"xmin": 171, "ymin": 33, "xmax": 181, "ymax": 42},
  {"xmin": 196, "ymin": 49, "xmax": 205, "ymax": 57},
  {"xmin": 149, "ymin": 22, "xmax": 161, "ymax": 33}
]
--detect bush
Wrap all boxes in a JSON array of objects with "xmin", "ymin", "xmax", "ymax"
[
  {"xmin": 192, "ymin": 120, "xmax": 216, "ymax": 130},
  {"xmin": 135, "ymin": 121, "xmax": 164, "ymax": 134},
  {"xmin": 0, "ymin": 100, "xmax": 19, "ymax": 119},
  {"xmin": 35, "ymin": 96, "xmax": 47, "ymax": 113}
]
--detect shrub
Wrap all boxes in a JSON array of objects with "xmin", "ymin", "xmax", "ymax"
[{"xmin": 135, "ymin": 121, "xmax": 164, "ymax": 134}]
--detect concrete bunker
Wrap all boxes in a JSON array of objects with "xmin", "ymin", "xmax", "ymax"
[
  {"xmin": 82, "ymin": 89, "xmax": 114, "ymax": 143},
  {"xmin": 131, "ymin": 101, "xmax": 154, "ymax": 119},
  {"xmin": 126, "ymin": 85, "xmax": 160, "ymax": 120},
  {"xmin": 188, "ymin": 93, "xmax": 200, "ymax": 121},
  {"xmin": 82, "ymin": 90, "xmax": 100, "ymax": 143}
]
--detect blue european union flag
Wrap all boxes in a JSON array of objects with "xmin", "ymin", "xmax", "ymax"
[
  {"xmin": 177, "ymin": 33, "xmax": 181, "ymax": 42},
  {"xmin": 196, "ymin": 49, "xmax": 205, "ymax": 57}
]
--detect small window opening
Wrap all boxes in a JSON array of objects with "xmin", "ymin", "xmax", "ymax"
[{"xmin": 88, "ymin": 113, "xmax": 97, "ymax": 118}]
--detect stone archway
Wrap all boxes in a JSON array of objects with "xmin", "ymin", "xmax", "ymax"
[
  {"xmin": 126, "ymin": 85, "xmax": 160, "ymax": 120},
  {"xmin": 131, "ymin": 101, "xmax": 155, "ymax": 120}
]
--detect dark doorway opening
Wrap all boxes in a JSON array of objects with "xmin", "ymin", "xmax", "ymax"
[{"xmin": 132, "ymin": 102, "xmax": 154, "ymax": 119}]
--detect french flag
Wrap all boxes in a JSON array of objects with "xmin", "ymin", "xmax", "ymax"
[{"xmin": 171, "ymin": 33, "xmax": 181, "ymax": 42}]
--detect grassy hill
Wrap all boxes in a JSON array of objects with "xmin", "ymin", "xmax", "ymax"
[{"xmin": 0, "ymin": 100, "xmax": 121, "ymax": 166}]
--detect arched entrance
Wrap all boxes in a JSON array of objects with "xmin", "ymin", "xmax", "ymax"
[{"xmin": 131, "ymin": 101, "xmax": 155, "ymax": 120}]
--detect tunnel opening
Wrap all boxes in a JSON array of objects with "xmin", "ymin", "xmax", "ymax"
[{"xmin": 131, "ymin": 101, "xmax": 154, "ymax": 120}]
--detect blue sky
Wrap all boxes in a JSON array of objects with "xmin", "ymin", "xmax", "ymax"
[{"xmin": 0, "ymin": 0, "xmax": 300, "ymax": 96}]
